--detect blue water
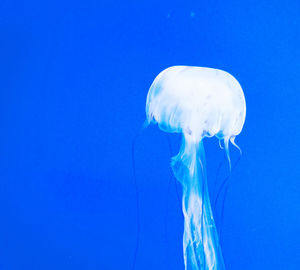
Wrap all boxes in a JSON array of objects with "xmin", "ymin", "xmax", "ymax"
[{"xmin": 0, "ymin": 0, "xmax": 299, "ymax": 269}]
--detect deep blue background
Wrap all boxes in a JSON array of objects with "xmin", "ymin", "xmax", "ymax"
[{"xmin": 0, "ymin": 0, "xmax": 299, "ymax": 269}]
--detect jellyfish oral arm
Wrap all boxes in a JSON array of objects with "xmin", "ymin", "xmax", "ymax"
[{"xmin": 172, "ymin": 136, "xmax": 225, "ymax": 270}]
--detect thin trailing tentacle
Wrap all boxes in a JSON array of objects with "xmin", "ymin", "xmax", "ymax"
[
  {"xmin": 224, "ymin": 137, "xmax": 231, "ymax": 171},
  {"xmin": 164, "ymin": 134, "xmax": 180, "ymax": 267},
  {"xmin": 213, "ymin": 147, "xmax": 242, "ymax": 240},
  {"xmin": 230, "ymin": 136, "xmax": 242, "ymax": 155},
  {"xmin": 218, "ymin": 153, "xmax": 242, "ymax": 240},
  {"xmin": 167, "ymin": 135, "xmax": 181, "ymax": 208},
  {"xmin": 212, "ymin": 156, "xmax": 226, "ymax": 214},
  {"xmin": 131, "ymin": 125, "xmax": 146, "ymax": 270}
]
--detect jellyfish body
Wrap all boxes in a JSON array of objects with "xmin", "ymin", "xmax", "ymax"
[{"xmin": 145, "ymin": 66, "xmax": 246, "ymax": 270}]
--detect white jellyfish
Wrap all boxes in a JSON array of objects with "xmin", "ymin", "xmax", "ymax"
[{"xmin": 145, "ymin": 66, "xmax": 246, "ymax": 270}]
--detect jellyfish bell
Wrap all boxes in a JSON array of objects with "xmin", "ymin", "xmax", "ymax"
[
  {"xmin": 146, "ymin": 65, "xmax": 246, "ymax": 144},
  {"xmin": 145, "ymin": 66, "xmax": 246, "ymax": 270}
]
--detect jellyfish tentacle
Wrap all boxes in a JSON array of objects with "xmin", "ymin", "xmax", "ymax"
[
  {"xmin": 230, "ymin": 136, "xmax": 242, "ymax": 155},
  {"xmin": 218, "ymin": 139, "xmax": 224, "ymax": 149},
  {"xmin": 131, "ymin": 126, "xmax": 146, "ymax": 270},
  {"xmin": 224, "ymin": 137, "xmax": 231, "ymax": 171},
  {"xmin": 167, "ymin": 135, "xmax": 181, "ymax": 207},
  {"xmin": 131, "ymin": 133, "xmax": 140, "ymax": 270},
  {"xmin": 212, "ymin": 156, "xmax": 226, "ymax": 214},
  {"xmin": 164, "ymin": 135, "xmax": 182, "ymax": 267},
  {"xmin": 216, "ymin": 151, "xmax": 242, "ymax": 240}
]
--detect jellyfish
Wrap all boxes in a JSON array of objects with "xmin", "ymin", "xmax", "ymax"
[{"xmin": 145, "ymin": 66, "xmax": 246, "ymax": 270}]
